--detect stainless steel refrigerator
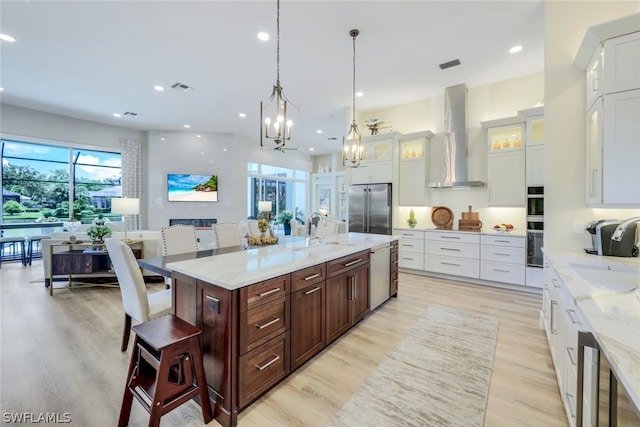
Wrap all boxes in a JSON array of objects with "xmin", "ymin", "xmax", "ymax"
[{"xmin": 348, "ymin": 183, "xmax": 392, "ymax": 235}]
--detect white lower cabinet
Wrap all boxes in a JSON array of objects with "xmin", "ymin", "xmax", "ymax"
[
  {"xmin": 394, "ymin": 229, "xmax": 424, "ymax": 270},
  {"xmin": 424, "ymin": 231, "xmax": 480, "ymax": 279},
  {"xmin": 543, "ymin": 256, "xmax": 596, "ymax": 427},
  {"xmin": 480, "ymin": 234, "xmax": 525, "ymax": 286}
]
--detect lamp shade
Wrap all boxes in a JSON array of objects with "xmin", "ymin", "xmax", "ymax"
[
  {"xmin": 258, "ymin": 201, "xmax": 272, "ymax": 212},
  {"xmin": 112, "ymin": 197, "xmax": 140, "ymax": 215}
]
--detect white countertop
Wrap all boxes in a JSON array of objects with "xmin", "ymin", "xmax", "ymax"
[
  {"xmin": 167, "ymin": 233, "xmax": 398, "ymax": 290},
  {"xmin": 394, "ymin": 227, "xmax": 527, "ymax": 237},
  {"xmin": 543, "ymin": 249, "xmax": 640, "ymax": 412}
]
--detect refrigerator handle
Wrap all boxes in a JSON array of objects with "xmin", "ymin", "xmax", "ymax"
[
  {"xmin": 363, "ymin": 187, "xmax": 368, "ymax": 233},
  {"xmin": 366, "ymin": 187, "xmax": 372, "ymax": 233}
]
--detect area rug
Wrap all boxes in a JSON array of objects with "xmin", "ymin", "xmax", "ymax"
[{"xmin": 327, "ymin": 305, "xmax": 499, "ymax": 427}]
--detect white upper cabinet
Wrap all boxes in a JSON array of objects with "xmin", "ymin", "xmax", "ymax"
[
  {"xmin": 481, "ymin": 119, "xmax": 526, "ymax": 207},
  {"xmin": 576, "ymin": 22, "xmax": 640, "ymax": 207},
  {"xmin": 603, "ymin": 31, "xmax": 640, "ymax": 95},
  {"xmin": 398, "ymin": 131, "xmax": 433, "ymax": 206},
  {"xmin": 519, "ymin": 107, "xmax": 545, "ymax": 187},
  {"xmin": 350, "ymin": 133, "xmax": 397, "ymax": 185}
]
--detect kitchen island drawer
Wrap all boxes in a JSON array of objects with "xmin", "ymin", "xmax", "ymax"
[
  {"xmin": 425, "ymin": 255, "xmax": 479, "ymax": 278},
  {"xmin": 238, "ymin": 332, "xmax": 290, "ymax": 408},
  {"xmin": 480, "ymin": 245, "xmax": 525, "ymax": 263},
  {"xmin": 240, "ymin": 295, "xmax": 289, "ymax": 353},
  {"xmin": 240, "ymin": 274, "xmax": 290, "ymax": 312},
  {"xmin": 291, "ymin": 263, "xmax": 325, "ymax": 292},
  {"xmin": 398, "ymin": 251, "xmax": 424, "ymax": 270},
  {"xmin": 425, "ymin": 240, "xmax": 480, "ymax": 259},
  {"xmin": 425, "ymin": 230, "xmax": 480, "ymax": 244},
  {"xmin": 398, "ymin": 239, "xmax": 423, "ymax": 253},
  {"xmin": 394, "ymin": 229, "xmax": 425, "ymax": 240},
  {"xmin": 480, "ymin": 261, "xmax": 525, "ymax": 285},
  {"xmin": 327, "ymin": 250, "xmax": 370, "ymax": 277}
]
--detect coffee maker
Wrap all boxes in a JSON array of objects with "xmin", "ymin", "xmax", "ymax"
[{"xmin": 585, "ymin": 219, "xmax": 639, "ymax": 257}]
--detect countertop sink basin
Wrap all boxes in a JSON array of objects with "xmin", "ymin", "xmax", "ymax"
[{"xmin": 568, "ymin": 262, "xmax": 639, "ymax": 294}]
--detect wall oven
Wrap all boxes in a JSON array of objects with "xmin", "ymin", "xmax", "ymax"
[{"xmin": 526, "ymin": 187, "xmax": 544, "ymax": 267}]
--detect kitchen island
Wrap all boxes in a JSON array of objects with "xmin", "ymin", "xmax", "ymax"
[
  {"xmin": 164, "ymin": 233, "xmax": 399, "ymax": 427},
  {"xmin": 542, "ymin": 250, "xmax": 640, "ymax": 426}
]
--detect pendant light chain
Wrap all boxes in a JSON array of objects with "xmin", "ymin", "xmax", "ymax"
[
  {"xmin": 351, "ymin": 31, "xmax": 356, "ymax": 122},
  {"xmin": 276, "ymin": 0, "xmax": 280, "ymax": 85}
]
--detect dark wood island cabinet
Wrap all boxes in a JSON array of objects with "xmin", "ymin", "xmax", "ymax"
[{"xmin": 166, "ymin": 235, "xmax": 396, "ymax": 427}]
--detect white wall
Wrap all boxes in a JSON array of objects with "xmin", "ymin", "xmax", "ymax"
[
  {"xmin": 0, "ymin": 104, "xmax": 143, "ymax": 150},
  {"xmin": 544, "ymin": 1, "xmax": 640, "ymax": 252}
]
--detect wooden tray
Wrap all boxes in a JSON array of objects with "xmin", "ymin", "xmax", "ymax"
[{"xmin": 431, "ymin": 206, "xmax": 453, "ymax": 230}]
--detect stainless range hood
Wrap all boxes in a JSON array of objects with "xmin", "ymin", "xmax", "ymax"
[{"xmin": 426, "ymin": 84, "xmax": 485, "ymax": 188}]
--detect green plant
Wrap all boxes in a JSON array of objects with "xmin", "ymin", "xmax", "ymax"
[
  {"xmin": 407, "ymin": 209, "xmax": 417, "ymax": 228},
  {"xmin": 277, "ymin": 210, "xmax": 293, "ymax": 225},
  {"xmin": 87, "ymin": 225, "xmax": 112, "ymax": 241},
  {"xmin": 3, "ymin": 200, "xmax": 25, "ymax": 215}
]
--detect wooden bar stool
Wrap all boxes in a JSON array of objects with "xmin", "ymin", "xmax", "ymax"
[{"xmin": 117, "ymin": 315, "xmax": 213, "ymax": 427}]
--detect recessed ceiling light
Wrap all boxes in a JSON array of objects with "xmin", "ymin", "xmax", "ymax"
[
  {"xmin": 113, "ymin": 113, "xmax": 121, "ymax": 118},
  {"xmin": 184, "ymin": 124, "xmax": 191, "ymax": 128},
  {"xmin": 154, "ymin": 85, "xmax": 164, "ymax": 91},
  {"xmin": 196, "ymin": 134, "xmax": 202, "ymax": 138},
  {"xmin": 316, "ymin": 130, "xmax": 322, "ymax": 134},
  {"xmin": 239, "ymin": 113, "xmax": 246, "ymax": 118},
  {"xmin": 356, "ymin": 92, "xmax": 364, "ymax": 97},
  {"xmin": 509, "ymin": 45, "xmax": 523, "ymax": 54},
  {"xmin": 309, "ymin": 147, "xmax": 315, "ymax": 151},
  {"xmin": 223, "ymin": 148, "xmax": 228, "ymax": 152},
  {"xmin": 161, "ymin": 137, "xmax": 166, "ymax": 141},
  {"xmin": 0, "ymin": 34, "xmax": 16, "ymax": 43},
  {"xmin": 0, "ymin": 87, "xmax": 4, "ymax": 91},
  {"xmin": 257, "ymin": 32, "xmax": 270, "ymax": 41}
]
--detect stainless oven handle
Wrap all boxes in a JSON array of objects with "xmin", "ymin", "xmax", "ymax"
[{"xmin": 527, "ymin": 230, "xmax": 544, "ymax": 234}]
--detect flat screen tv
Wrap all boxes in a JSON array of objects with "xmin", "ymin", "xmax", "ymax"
[{"xmin": 167, "ymin": 174, "xmax": 218, "ymax": 202}]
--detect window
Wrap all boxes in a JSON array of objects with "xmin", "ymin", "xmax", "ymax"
[
  {"xmin": 247, "ymin": 163, "xmax": 308, "ymax": 221},
  {"xmin": 1, "ymin": 139, "xmax": 121, "ymax": 226}
]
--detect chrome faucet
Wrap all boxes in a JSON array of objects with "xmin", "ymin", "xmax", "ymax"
[{"xmin": 307, "ymin": 211, "xmax": 327, "ymax": 236}]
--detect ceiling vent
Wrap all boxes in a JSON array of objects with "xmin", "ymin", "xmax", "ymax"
[
  {"xmin": 439, "ymin": 59, "xmax": 461, "ymax": 70},
  {"xmin": 123, "ymin": 111, "xmax": 141, "ymax": 117},
  {"xmin": 171, "ymin": 82, "xmax": 194, "ymax": 92}
]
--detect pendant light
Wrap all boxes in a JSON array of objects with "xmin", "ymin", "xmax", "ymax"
[
  {"xmin": 343, "ymin": 29, "xmax": 363, "ymax": 168},
  {"xmin": 260, "ymin": 0, "xmax": 299, "ymax": 152}
]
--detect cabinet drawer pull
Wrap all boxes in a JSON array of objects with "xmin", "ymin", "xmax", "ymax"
[
  {"xmin": 441, "ymin": 247, "xmax": 460, "ymax": 251},
  {"xmin": 303, "ymin": 273, "xmax": 320, "ymax": 281},
  {"xmin": 565, "ymin": 392, "xmax": 576, "ymax": 419},
  {"xmin": 552, "ymin": 278, "xmax": 561, "ymax": 288},
  {"xmin": 344, "ymin": 259, "xmax": 362, "ymax": 267},
  {"xmin": 493, "ymin": 268, "xmax": 510, "ymax": 273},
  {"xmin": 205, "ymin": 295, "xmax": 221, "ymax": 314},
  {"xmin": 401, "ymin": 233, "xmax": 415, "ymax": 236},
  {"xmin": 394, "ymin": 260, "xmax": 399, "ymax": 265},
  {"xmin": 441, "ymin": 236, "xmax": 461, "ymax": 239},
  {"xmin": 402, "ymin": 244, "xmax": 415, "ymax": 247},
  {"xmin": 255, "ymin": 355, "xmax": 280, "ymax": 371},
  {"xmin": 255, "ymin": 317, "xmax": 280, "ymax": 330},
  {"xmin": 304, "ymin": 286, "xmax": 321, "ymax": 295},
  {"xmin": 401, "ymin": 257, "xmax": 414, "ymax": 261},
  {"xmin": 494, "ymin": 252, "xmax": 510, "ymax": 256},
  {"xmin": 566, "ymin": 346, "xmax": 577, "ymax": 367},
  {"xmin": 495, "ymin": 240, "xmax": 511, "ymax": 244},
  {"xmin": 257, "ymin": 287, "xmax": 281, "ymax": 297},
  {"xmin": 567, "ymin": 309, "xmax": 581, "ymax": 326},
  {"xmin": 550, "ymin": 301, "xmax": 558, "ymax": 334},
  {"xmin": 441, "ymin": 262, "xmax": 461, "ymax": 267}
]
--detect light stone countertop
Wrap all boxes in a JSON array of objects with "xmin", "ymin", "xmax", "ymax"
[
  {"xmin": 393, "ymin": 227, "xmax": 527, "ymax": 237},
  {"xmin": 543, "ymin": 249, "xmax": 640, "ymax": 413},
  {"xmin": 166, "ymin": 232, "xmax": 398, "ymax": 290}
]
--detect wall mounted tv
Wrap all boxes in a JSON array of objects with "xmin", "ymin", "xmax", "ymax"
[{"xmin": 167, "ymin": 174, "xmax": 218, "ymax": 202}]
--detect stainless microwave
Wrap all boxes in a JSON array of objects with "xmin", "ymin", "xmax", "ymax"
[{"xmin": 527, "ymin": 186, "xmax": 544, "ymax": 217}]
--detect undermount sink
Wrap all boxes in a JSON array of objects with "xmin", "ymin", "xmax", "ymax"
[{"xmin": 568, "ymin": 262, "xmax": 639, "ymax": 294}]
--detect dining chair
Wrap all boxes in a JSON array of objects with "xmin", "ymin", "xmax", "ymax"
[
  {"xmin": 290, "ymin": 219, "xmax": 307, "ymax": 237},
  {"xmin": 160, "ymin": 225, "xmax": 199, "ymax": 256},
  {"xmin": 211, "ymin": 222, "xmax": 242, "ymax": 249},
  {"xmin": 315, "ymin": 221, "xmax": 339, "ymax": 238},
  {"xmin": 104, "ymin": 238, "xmax": 172, "ymax": 352}
]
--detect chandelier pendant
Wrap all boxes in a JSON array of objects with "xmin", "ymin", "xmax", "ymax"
[{"xmin": 343, "ymin": 29, "xmax": 363, "ymax": 168}]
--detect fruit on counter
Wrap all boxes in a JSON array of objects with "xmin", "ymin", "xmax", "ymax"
[{"xmin": 494, "ymin": 223, "xmax": 514, "ymax": 230}]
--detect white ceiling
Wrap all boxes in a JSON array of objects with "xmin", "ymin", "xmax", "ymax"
[{"xmin": 0, "ymin": 1, "xmax": 545, "ymax": 155}]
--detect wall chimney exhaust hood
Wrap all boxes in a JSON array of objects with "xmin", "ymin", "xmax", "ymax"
[{"xmin": 426, "ymin": 84, "xmax": 485, "ymax": 188}]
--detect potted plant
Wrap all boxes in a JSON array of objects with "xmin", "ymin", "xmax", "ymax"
[
  {"xmin": 277, "ymin": 210, "xmax": 294, "ymax": 235},
  {"xmin": 87, "ymin": 214, "xmax": 112, "ymax": 243},
  {"xmin": 407, "ymin": 209, "xmax": 417, "ymax": 228}
]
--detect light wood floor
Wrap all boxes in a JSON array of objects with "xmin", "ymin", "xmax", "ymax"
[{"xmin": 0, "ymin": 261, "xmax": 568, "ymax": 427}]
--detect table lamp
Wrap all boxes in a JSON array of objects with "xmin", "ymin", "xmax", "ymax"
[
  {"xmin": 258, "ymin": 201, "xmax": 272, "ymax": 221},
  {"xmin": 112, "ymin": 197, "xmax": 140, "ymax": 243}
]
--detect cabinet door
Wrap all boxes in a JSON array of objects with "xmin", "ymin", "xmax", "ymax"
[
  {"xmin": 325, "ymin": 272, "xmax": 351, "ymax": 344},
  {"xmin": 603, "ymin": 32, "xmax": 640, "ymax": 95},
  {"xmin": 291, "ymin": 283, "xmax": 325, "ymax": 370},
  {"xmin": 586, "ymin": 46, "xmax": 603, "ymax": 109},
  {"xmin": 602, "ymin": 89, "xmax": 640, "ymax": 205},
  {"xmin": 488, "ymin": 151, "xmax": 525, "ymax": 207},
  {"xmin": 369, "ymin": 161, "xmax": 392, "ymax": 184},
  {"xmin": 350, "ymin": 166, "xmax": 370, "ymax": 185},
  {"xmin": 369, "ymin": 139, "xmax": 392, "ymax": 161},
  {"xmin": 399, "ymin": 160, "xmax": 425, "ymax": 205},
  {"xmin": 351, "ymin": 263, "xmax": 370, "ymax": 324},
  {"xmin": 526, "ymin": 144, "xmax": 545, "ymax": 187},
  {"xmin": 586, "ymin": 98, "xmax": 603, "ymax": 205}
]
